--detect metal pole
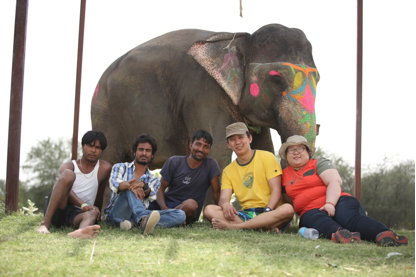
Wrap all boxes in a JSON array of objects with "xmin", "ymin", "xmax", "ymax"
[
  {"xmin": 71, "ymin": 0, "xmax": 86, "ymax": 160},
  {"xmin": 6, "ymin": 0, "xmax": 29, "ymax": 213},
  {"xmin": 355, "ymin": 0, "xmax": 363, "ymax": 201}
]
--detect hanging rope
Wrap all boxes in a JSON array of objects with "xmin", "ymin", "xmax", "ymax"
[{"xmin": 240, "ymin": 0, "xmax": 243, "ymax": 18}]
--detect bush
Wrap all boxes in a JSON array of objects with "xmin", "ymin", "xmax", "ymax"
[
  {"xmin": 361, "ymin": 159, "xmax": 415, "ymax": 229},
  {"xmin": 0, "ymin": 200, "xmax": 5, "ymax": 221}
]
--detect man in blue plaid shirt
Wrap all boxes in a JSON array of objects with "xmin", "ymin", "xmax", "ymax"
[{"xmin": 104, "ymin": 134, "xmax": 185, "ymax": 235}]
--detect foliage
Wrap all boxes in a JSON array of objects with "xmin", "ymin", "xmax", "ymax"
[
  {"xmin": 0, "ymin": 179, "xmax": 31, "ymax": 208},
  {"xmin": 20, "ymin": 199, "xmax": 39, "ymax": 216},
  {"xmin": 361, "ymin": 159, "xmax": 415, "ymax": 230},
  {"xmin": 21, "ymin": 138, "xmax": 77, "ymax": 212},
  {"xmin": 0, "ymin": 201, "xmax": 5, "ymax": 221},
  {"xmin": 313, "ymin": 147, "xmax": 355, "ymax": 195},
  {"xmin": 0, "ymin": 214, "xmax": 414, "ymax": 276}
]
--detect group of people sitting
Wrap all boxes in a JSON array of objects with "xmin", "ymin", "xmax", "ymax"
[{"xmin": 36, "ymin": 122, "xmax": 408, "ymax": 247}]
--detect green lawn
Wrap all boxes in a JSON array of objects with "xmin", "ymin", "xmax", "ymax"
[{"xmin": 0, "ymin": 213, "xmax": 414, "ymax": 276}]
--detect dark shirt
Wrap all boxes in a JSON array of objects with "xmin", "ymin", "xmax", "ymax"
[{"xmin": 160, "ymin": 156, "xmax": 221, "ymax": 221}]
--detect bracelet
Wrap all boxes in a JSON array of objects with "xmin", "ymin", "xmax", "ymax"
[
  {"xmin": 326, "ymin": 202, "xmax": 335, "ymax": 207},
  {"xmin": 81, "ymin": 203, "xmax": 88, "ymax": 208}
]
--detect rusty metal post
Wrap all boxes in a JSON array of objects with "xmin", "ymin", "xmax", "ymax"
[
  {"xmin": 355, "ymin": 0, "xmax": 363, "ymax": 201},
  {"xmin": 6, "ymin": 0, "xmax": 29, "ymax": 213},
  {"xmin": 71, "ymin": 0, "xmax": 86, "ymax": 160}
]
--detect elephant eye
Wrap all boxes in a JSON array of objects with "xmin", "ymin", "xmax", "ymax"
[{"xmin": 267, "ymin": 72, "xmax": 287, "ymax": 93}]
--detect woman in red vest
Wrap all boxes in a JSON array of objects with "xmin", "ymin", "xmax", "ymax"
[{"xmin": 279, "ymin": 135, "xmax": 407, "ymax": 246}]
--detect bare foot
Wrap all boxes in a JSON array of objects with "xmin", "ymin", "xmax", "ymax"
[
  {"xmin": 36, "ymin": 225, "xmax": 50, "ymax": 234},
  {"xmin": 270, "ymin": 227, "xmax": 281, "ymax": 234},
  {"xmin": 212, "ymin": 218, "xmax": 235, "ymax": 230},
  {"xmin": 67, "ymin": 225, "xmax": 100, "ymax": 239}
]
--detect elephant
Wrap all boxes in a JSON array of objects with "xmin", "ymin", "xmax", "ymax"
[{"xmin": 91, "ymin": 23, "xmax": 320, "ymax": 207}]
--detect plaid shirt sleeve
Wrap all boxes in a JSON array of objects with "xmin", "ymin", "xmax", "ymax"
[
  {"xmin": 146, "ymin": 173, "xmax": 160, "ymax": 203},
  {"xmin": 109, "ymin": 163, "xmax": 128, "ymax": 194}
]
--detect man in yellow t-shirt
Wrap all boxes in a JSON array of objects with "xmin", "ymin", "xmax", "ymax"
[{"xmin": 204, "ymin": 122, "xmax": 294, "ymax": 232}]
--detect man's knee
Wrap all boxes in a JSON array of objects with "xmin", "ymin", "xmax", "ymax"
[
  {"xmin": 203, "ymin": 204, "xmax": 221, "ymax": 220},
  {"xmin": 181, "ymin": 199, "xmax": 198, "ymax": 212},
  {"xmin": 58, "ymin": 170, "xmax": 76, "ymax": 186},
  {"xmin": 277, "ymin": 203, "xmax": 295, "ymax": 219}
]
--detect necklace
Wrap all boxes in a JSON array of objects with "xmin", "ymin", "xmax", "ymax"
[
  {"xmin": 79, "ymin": 159, "xmax": 96, "ymax": 179},
  {"xmin": 288, "ymin": 166, "xmax": 304, "ymax": 185}
]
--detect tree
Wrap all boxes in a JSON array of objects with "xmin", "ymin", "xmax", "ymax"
[
  {"xmin": 21, "ymin": 138, "xmax": 75, "ymax": 212},
  {"xmin": 361, "ymin": 159, "xmax": 415, "ymax": 229},
  {"xmin": 313, "ymin": 147, "xmax": 355, "ymax": 195},
  {"xmin": 0, "ymin": 179, "xmax": 30, "ymax": 209}
]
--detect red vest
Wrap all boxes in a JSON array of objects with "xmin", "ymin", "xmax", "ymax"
[{"xmin": 282, "ymin": 159, "xmax": 350, "ymax": 217}]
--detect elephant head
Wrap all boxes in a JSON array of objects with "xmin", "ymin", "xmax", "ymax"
[{"xmin": 188, "ymin": 24, "xmax": 319, "ymax": 146}]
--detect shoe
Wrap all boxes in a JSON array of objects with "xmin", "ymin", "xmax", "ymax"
[
  {"xmin": 120, "ymin": 220, "xmax": 133, "ymax": 231},
  {"xmin": 376, "ymin": 230, "xmax": 408, "ymax": 247},
  {"xmin": 140, "ymin": 211, "xmax": 160, "ymax": 235},
  {"xmin": 333, "ymin": 229, "xmax": 361, "ymax": 243},
  {"xmin": 331, "ymin": 233, "xmax": 337, "ymax": 243}
]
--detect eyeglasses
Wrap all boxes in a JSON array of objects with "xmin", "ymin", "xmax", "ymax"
[{"xmin": 287, "ymin": 147, "xmax": 306, "ymax": 154}]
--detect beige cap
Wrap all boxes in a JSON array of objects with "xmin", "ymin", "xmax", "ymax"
[
  {"xmin": 279, "ymin": 135, "xmax": 315, "ymax": 160},
  {"xmin": 225, "ymin": 122, "xmax": 249, "ymax": 139}
]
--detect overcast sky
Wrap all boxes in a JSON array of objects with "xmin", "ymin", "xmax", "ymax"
[{"xmin": 1, "ymin": 0, "xmax": 415, "ymax": 182}]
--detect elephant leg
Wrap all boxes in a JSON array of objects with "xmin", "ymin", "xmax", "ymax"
[{"xmin": 250, "ymin": 127, "xmax": 275, "ymax": 155}]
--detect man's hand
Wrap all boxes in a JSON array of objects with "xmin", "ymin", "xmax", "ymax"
[
  {"xmin": 222, "ymin": 203, "xmax": 238, "ymax": 221},
  {"xmin": 130, "ymin": 187, "xmax": 145, "ymax": 201},
  {"xmin": 128, "ymin": 178, "xmax": 145, "ymax": 190},
  {"xmin": 82, "ymin": 205, "xmax": 101, "ymax": 221},
  {"xmin": 319, "ymin": 203, "xmax": 336, "ymax": 217}
]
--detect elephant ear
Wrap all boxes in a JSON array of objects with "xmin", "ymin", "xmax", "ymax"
[{"xmin": 188, "ymin": 33, "xmax": 249, "ymax": 105}]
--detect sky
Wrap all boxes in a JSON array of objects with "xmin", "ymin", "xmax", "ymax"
[{"xmin": 1, "ymin": 0, "xmax": 415, "ymax": 182}]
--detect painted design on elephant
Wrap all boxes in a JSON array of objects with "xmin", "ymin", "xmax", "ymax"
[
  {"xmin": 92, "ymin": 83, "xmax": 100, "ymax": 103},
  {"xmin": 93, "ymin": 83, "xmax": 99, "ymax": 98},
  {"xmin": 221, "ymin": 50, "xmax": 241, "ymax": 85},
  {"xmin": 280, "ymin": 63, "xmax": 318, "ymax": 145}
]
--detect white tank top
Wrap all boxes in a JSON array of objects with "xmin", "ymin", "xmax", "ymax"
[{"xmin": 72, "ymin": 160, "xmax": 100, "ymax": 206}]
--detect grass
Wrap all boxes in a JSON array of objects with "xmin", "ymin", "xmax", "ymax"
[{"xmin": 0, "ymin": 212, "xmax": 414, "ymax": 276}]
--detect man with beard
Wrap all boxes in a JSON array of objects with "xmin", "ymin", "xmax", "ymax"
[
  {"xmin": 36, "ymin": 130, "xmax": 112, "ymax": 238},
  {"xmin": 148, "ymin": 130, "xmax": 221, "ymax": 224},
  {"xmin": 104, "ymin": 134, "xmax": 185, "ymax": 234}
]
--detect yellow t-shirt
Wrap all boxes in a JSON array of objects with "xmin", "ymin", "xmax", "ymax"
[{"xmin": 221, "ymin": 150, "xmax": 283, "ymax": 210}]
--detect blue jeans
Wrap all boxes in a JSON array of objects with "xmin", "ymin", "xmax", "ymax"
[
  {"xmin": 108, "ymin": 190, "xmax": 186, "ymax": 228},
  {"xmin": 299, "ymin": 196, "xmax": 389, "ymax": 241}
]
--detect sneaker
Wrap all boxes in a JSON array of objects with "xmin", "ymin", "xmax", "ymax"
[
  {"xmin": 139, "ymin": 211, "xmax": 160, "ymax": 235},
  {"xmin": 331, "ymin": 233, "xmax": 337, "ymax": 243},
  {"xmin": 376, "ymin": 230, "xmax": 408, "ymax": 247},
  {"xmin": 333, "ymin": 229, "xmax": 361, "ymax": 243},
  {"xmin": 120, "ymin": 220, "xmax": 133, "ymax": 231}
]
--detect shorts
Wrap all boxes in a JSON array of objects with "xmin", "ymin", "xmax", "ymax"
[
  {"xmin": 237, "ymin": 208, "xmax": 266, "ymax": 222},
  {"xmin": 44, "ymin": 191, "xmax": 84, "ymax": 228},
  {"xmin": 237, "ymin": 207, "xmax": 292, "ymax": 232}
]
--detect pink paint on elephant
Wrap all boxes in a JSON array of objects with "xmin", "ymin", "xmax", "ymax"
[
  {"xmin": 269, "ymin": 70, "xmax": 281, "ymax": 76},
  {"xmin": 93, "ymin": 84, "xmax": 99, "ymax": 98},
  {"xmin": 250, "ymin": 83, "xmax": 260, "ymax": 97},
  {"xmin": 298, "ymin": 83, "xmax": 315, "ymax": 114}
]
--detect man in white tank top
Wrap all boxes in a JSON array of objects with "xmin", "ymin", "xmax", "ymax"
[{"xmin": 36, "ymin": 131, "xmax": 112, "ymax": 238}]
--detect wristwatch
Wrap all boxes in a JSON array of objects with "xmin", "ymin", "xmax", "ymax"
[
  {"xmin": 265, "ymin": 207, "xmax": 272, "ymax": 212},
  {"xmin": 142, "ymin": 182, "xmax": 149, "ymax": 191}
]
